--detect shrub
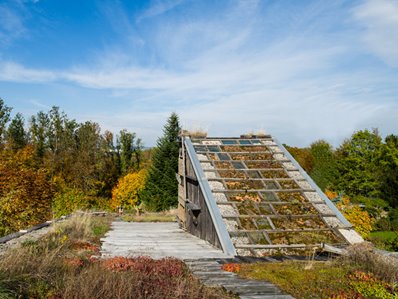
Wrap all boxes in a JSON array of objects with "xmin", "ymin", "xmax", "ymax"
[{"xmin": 52, "ymin": 188, "xmax": 111, "ymax": 217}]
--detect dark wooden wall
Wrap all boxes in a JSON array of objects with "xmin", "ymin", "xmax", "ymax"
[{"xmin": 184, "ymin": 151, "xmax": 222, "ymax": 249}]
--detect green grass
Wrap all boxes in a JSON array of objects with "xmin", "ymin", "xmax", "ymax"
[
  {"xmin": 370, "ymin": 231, "xmax": 398, "ymax": 242},
  {"xmin": 90, "ymin": 215, "xmax": 114, "ymax": 240},
  {"xmin": 368, "ymin": 231, "xmax": 398, "ymax": 251},
  {"xmin": 239, "ymin": 261, "xmax": 351, "ymax": 298},
  {"xmin": 238, "ymin": 260, "xmax": 397, "ymax": 299}
]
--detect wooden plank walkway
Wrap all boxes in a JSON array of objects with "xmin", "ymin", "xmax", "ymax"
[
  {"xmin": 101, "ymin": 221, "xmax": 294, "ymax": 298},
  {"xmin": 101, "ymin": 221, "xmax": 230, "ymax": 259}
]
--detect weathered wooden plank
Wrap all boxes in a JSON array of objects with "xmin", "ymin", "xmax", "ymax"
[{"xmin": 101, "ymin": 221, "xmax": 230, "ymax": 259}]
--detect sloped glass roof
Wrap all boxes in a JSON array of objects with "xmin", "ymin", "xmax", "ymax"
[{"xmin": 191, "ymin": 136, "xmax": 351, "ymax": 256}]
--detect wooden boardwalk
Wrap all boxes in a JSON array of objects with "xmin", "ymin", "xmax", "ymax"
[{"xmin": 101, "ymin": 221, "xmax": 230, "ymax": 259}]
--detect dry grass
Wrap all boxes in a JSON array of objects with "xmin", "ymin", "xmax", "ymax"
[
  {"xmin": 0, "ymin": 213, "xmax": 233, "ymax": 299},
  {"xmin": 122, "ymin": 209, "xmax": 177, "ymax": 222},
  {"xmin": 62, "ymin": 257, "xmax": 233, "ymax": 299},
  {"xmin": 180, "ymin": 129, "xmax": 208, "ymax": 138},
  {"xmin": 338, "ymin": 242, "xmax": 398, "ymax": 286}
]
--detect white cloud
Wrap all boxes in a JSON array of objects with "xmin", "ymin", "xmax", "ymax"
[
  {"xmin": 354, "ymin": 0, "xmax": 398, "ymax": 67},
  {"xmin": 0, "ymin": 61, "xmax": 57, "ymax": 82}
]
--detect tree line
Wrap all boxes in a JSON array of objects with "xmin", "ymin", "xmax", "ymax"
[
  {"xmin": 0, "ymin": 98, "xmax": 147, "ymax": 236},
  {"xmin": 286, "ymin": 129, "xmax": 398, "ymax": 249}
]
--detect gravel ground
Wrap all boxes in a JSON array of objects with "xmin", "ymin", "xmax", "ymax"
[
  {"xmin": 288, "ymin": 171, "xmax": 304, "ymax": 180},
  {"xmin": 0, "ymin": 225, "xmax": 54, "ymax": 256},
  {"xmin": 304, "ymin": 192, "xmax": 323, "ymax": 202}
]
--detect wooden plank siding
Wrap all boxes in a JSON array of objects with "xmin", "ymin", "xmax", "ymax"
[{"xmin": 181, "ymin": 149, "xmax": 222, "ymax": 250}]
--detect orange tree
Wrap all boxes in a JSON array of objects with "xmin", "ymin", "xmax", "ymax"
[
  {"xmin": 111, "ymin": 169, "xmax": 147, "ymax": 212},
  {"xmin": 0, "ymin": 146, "xmax": 54, "ymax": 236}
]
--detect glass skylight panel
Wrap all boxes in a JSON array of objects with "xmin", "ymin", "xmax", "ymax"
[
  {"xmin": 222, "ymin": 140, "xmax": 237, "ymax": 145},
  {"xmin": 232, "ymin": 161, "xmax": 246, "ymax": 169},
  {"xmin": 194, "ymin": 145, "xmax": 207, "ymax": 152},
  {"xmin": 264, "ymin": 181, "xmax": 279, "ymax": 190},
  {"xmin": 217, "ymin": 153, "xmax": 230, "ymax": 161},
  {"xmin": 261, "ymin": 192, "xmax": 279, "ymax": 201},
  {"xmin": 247, "ymin": 170, "xmax": 261, "ymax": 178},
  {"xmin": 207, "ymin": 145, "xmax": 220, "ymax": 152}
]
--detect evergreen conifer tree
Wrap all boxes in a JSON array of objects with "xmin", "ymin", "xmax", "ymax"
[
  {"xmin": 7, "ymin": 113, "xmax": 27, "ymax": 151},
  {"xmin": 142, "ymin": 112, "xmax": 180, "ymax": 211}
]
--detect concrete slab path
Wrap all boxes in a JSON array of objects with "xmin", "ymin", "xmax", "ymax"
[{"xmin": 101, "ymin": 221, "xmax": 231, "ymax": 259}]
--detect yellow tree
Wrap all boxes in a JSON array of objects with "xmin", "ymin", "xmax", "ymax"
[
  {"xmin": 325, "ymin": 190, "xmax": 374, "ymax": 238},
  {"xmin": 0, "ymin": 146, "xmax": 54, "ymax": 236},
  {"xmin": 111, "ymin": 169, "xmax": 147, "ymax": 212}
]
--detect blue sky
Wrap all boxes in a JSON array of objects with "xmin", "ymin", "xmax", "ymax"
[{"xmin": 0, "ymin": 0, "xmax": 397, "ymax": 147}]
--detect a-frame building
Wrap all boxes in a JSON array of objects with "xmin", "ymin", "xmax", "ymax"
[{"xmin": 177, "ymin": 132, "xmax": 363, "ymax": 257}]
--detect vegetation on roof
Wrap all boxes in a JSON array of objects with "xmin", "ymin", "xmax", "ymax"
[{"xmin": 235, "ymin": 244, "xmax": 398, "ymax": 299}]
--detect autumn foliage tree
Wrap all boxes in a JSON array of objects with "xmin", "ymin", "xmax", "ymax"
[
  {"xmin": 0, "ymin": 146, "xmax": 54, "ymax": 236},
  {"xmin": 325, "ymin": 190, "xmax": 374, "ymax": 238},
  {"xmin": 0, "ymin": 98, "xmax": 148, "ymax": 236},
  {"xmin": 284, "ymin": 145, "xmax": 314, "ymax": 173},
  {"xmin": 111, "ymin": 169, "xmax": 147, "ymax": 212}
]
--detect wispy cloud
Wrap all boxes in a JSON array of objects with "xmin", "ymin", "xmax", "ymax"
[
  {"xmin": 137, "ymin": 0, "xmax": 185, "ymax": 22},
  {"xmin": 0, "ymin": 1, "xmax": 26, "ymax": 47},
  {"xmin": 353, "ymin": 0, "xmax": 398, "ymax": 67},
  {"xmin": 0, "ymin": 61, "xmax": 56, "ymax": 82},
  {"xmin": 29, "ymin": 99, "xmax": 51, "ymax": 110}
]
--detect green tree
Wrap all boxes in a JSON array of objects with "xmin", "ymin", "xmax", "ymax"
[
  {"xmin": 0, "ymin": 98, "xmax": 12, "ymax": 147},
  {"xmin": 96, "ymin": 130, "xmax": 120, "ymax": 197},
  {"xmin": 379, "ymin": 134, "xmax": 398, "ymax": 207},
  {"xmin": 309, "ymin": 140, "xmax": 338, "ymax": 191},
  {"xmin": 7, "ymin": 113, "xmax": 28, "ymax": 151},
  {"xmin": 335, "ymin": 129, "xmax": 382, "ymax": 197},
  {"xmin": 30, "ymin": 111, "xmax": 50, "ymax": 160},
  {"xmin": 142, "ymin": 112, "xmax": 180, "ymax": 211},
  {"xmin": 72, "ymin": 121, "xmax": 101, "ymax": 192}
]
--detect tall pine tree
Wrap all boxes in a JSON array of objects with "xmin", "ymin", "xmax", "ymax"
[{"xmin": 142, "ymin": 112, "xmax": 180, "ymax": 211}]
